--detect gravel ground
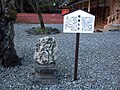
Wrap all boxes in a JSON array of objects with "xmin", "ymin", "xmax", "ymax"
[{"xmin": 0, "ymin": 23, "xmax": 120, "ymax": 90}]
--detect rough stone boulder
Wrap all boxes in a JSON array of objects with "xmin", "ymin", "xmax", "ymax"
[{"xmin": 34, "ymin": 36, "xmax": 57, "ymax": 65}]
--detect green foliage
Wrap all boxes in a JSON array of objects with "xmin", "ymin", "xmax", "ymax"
[
  {"xmin": 5, "ymin": 6, "xmax": 17, "ymax": 20},
  {"xmin": 15, "ymin": 0, "xmax": 65, "ymax": 13},
  {"xmin": 67, "ymin": 0, "xmax": 74, "ymax": 3},
  {"xmin": 28, "ymin": 27, "xmax": 60, "ymax": 35},
  {"xmin": 33, "ymin": 27, "xmax": 48, "ymax": 33},
  {"xmin": 0, "ymin": 0, "xmax": 17, "ymax": 21}
]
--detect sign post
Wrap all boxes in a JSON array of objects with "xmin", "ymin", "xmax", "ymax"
[
  {"xmin": 74, "ymin": 33, "xmax": 80, "ymax": 80},
  {"xmin": 63, "ymin": 9, "xmax": 95, "ymax": 81}
]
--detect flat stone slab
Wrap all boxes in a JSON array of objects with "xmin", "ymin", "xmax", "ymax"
[{"xmin": 34, "ymin": 64, "xmax": 56, "ymax": 73}]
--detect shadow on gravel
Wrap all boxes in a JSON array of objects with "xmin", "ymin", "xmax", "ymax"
[{"xmin": 109, "ymin": 29, "xmax": 120, "ymax": 32}]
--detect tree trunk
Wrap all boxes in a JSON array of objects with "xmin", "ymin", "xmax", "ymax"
[
  {"xmin": 38, "ymin": 13, "xmax": 45, "ymax": 29},
  {"xmin": 0, "ymin": 22, "xmax": 21, "ymax": 67},
  {"xmin": 0, "ymin": 0, "xmax": 21, "ymax": 67}
]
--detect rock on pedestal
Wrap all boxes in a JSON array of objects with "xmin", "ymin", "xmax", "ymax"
[{"xmin": 33, "ymin": 36, "xmax": 58, "ymax": 85}]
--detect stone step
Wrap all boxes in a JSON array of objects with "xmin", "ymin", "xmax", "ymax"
[
  {"xmin": 109, "ymin": 24, "xmax": 120, "ymax": 30},
  {"xmin": 110, "ymin": 24, "xmax": 120, "ymax": 26}
]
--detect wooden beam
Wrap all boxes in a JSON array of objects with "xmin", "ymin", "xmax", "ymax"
[
  {"xmin": 82, "ymin": 2, "xmax": 84, "ymax": 10},
  {"xmin": 70, "ymin": 0, "xmax": 89, "ymax": 6},
  {"xmin": 88, "ymin": 0, "xmax": 91, "ymax": 12}
]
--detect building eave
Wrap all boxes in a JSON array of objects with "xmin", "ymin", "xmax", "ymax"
[{"xmin": 68, "ymin": 0, "xmax": 90, "ymax": 6}]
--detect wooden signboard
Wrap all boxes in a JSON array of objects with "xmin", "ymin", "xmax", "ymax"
[
  {"xmin": 63, "ymin": 10, "xmax": 95, "ymax": 33},
  {"xmin": 63, "ymin": 9, "xmax": 95, "ymax": 80}
]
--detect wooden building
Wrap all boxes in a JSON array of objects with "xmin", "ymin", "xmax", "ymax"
[{"xmin": 61, "ymin": 0, "xmax": 120, "ymax": 31}]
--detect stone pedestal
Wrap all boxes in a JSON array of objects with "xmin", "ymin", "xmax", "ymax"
[{"xmin": 33, "ymin": 63, "xmax": 58, "ymax": 85}]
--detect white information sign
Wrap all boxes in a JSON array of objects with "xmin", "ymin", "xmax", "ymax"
[{"xmin": 63, "ymin": 10, "xmax": 95, "ymax": 33}]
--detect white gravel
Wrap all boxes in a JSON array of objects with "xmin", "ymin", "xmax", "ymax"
[{"xmin": 0, "ymin": 23, "xmax": 120, "ymax": 90}]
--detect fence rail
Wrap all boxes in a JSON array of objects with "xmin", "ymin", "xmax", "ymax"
[{"xmin": 107, "ymin": 11, "xmax": 120, "ymax": 24}]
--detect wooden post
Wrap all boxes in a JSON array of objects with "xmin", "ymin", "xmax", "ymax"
[
  {"xmin": 74, "ymin": 0, "xmax": 91, "ymax": 81},
  {"xmin": 88, "ymin": 0, "xmax": 91, "ymax": 12},
  {"xmin": 74, "ymin": 33, "xmax": 80, "ymax": 81}
]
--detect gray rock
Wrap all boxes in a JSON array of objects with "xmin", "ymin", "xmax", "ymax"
[{"xmin": 34, "ymin": 36, "xmax": 57, "ymax": 65}]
